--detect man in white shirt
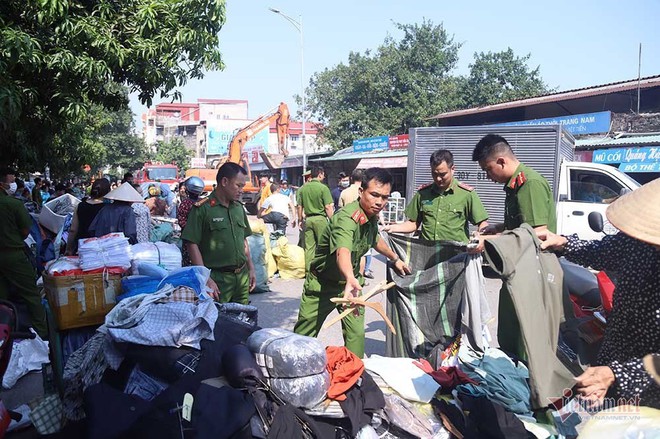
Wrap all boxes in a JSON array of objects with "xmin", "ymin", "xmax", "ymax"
[{"xmin": 258, "ymin": 182, "xmax": 296, "ymax": 235}]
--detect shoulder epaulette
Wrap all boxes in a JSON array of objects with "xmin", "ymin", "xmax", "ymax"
[
  {"xmin": 417, "ymin": 183, "xmax": 433, "ymax": 191},
  {"xmin": 194, "ymin": 197, "xmax": 210, "ymax": 207},
  {"xmin": 350, "ymin": 209, "xmax": 368, "ymax": 225},
  {"xmin": 457, "ymin": 182, "xmax": 474, "ymax": 192},
  {"xmin": 508, "ymin": 171, "xmax": 527, "ymax": 189}
]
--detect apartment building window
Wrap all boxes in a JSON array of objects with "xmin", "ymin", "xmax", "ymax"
[{"xmin": 290, "ymin": 134, "xmax": 299, "ymax": 141}]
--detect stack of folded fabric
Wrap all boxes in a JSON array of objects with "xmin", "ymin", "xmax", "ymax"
[{"xmin": 78, "ymin": 232, "xmax": 133, "ymax": 271}]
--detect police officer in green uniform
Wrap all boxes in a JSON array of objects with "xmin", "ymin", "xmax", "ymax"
[
  {"xmin": 294, "ymin": 168, "xmax": 412, "ymax": 357},
  {"xmin": 296, "ymin": 165, "xmax": 334, "ymax": 271},
  {"xmin": 182, "ymin": 163, "xmax": 256, "ymax": 304},
  {"xmin": 385, "ymin": 149, "xmax": 489, "ymax": 252},
  {"xmin": 473, "ymin": 134, "xmax": 557, "ymax": 359},
  {"xmin": 0, "ymin": 168, "xmax": 47, "ymax": 338}
]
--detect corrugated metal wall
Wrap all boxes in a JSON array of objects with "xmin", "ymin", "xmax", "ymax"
[{"xmin": 408, "ymin": 125, "xmax": 575, "ymax": 224}]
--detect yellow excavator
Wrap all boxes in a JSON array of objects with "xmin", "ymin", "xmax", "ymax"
[{"xmin": 186, "ymin": 102, "xmax": 290, "ymax": 213}]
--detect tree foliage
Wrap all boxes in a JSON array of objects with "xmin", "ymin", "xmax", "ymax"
[
  {"xmin": 306, "ymin": 23, "xmax": 551, "ymax": 149},
  {"xmin": 154, "ymin": 138, "xmax": 192, "ymax": 172},
  {"xmin": 307, "ymin": 20, "xmax": 462, "ymax": 148},
  {"xmin": 0, "ymin": 0, "xmax": 226, "ymax": 169},
  {"xmin": 463, "ymin": 48, "xmax": 552, "ymax": 108}
]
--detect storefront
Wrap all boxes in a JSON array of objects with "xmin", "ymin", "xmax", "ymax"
[{"xmin": 575, "ymin": 135, "xmax": 660, "ymax": 184}]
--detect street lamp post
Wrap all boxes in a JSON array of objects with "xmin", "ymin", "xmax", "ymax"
[{"xmin": 269, "ymin": 7, "xmax": 306, "ymax": 173}]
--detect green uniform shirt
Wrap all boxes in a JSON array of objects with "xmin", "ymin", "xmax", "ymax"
[
  {"xmin": 181, "ymin": 191, "xmax": 252, "ymax": 269},
  {"xmin": 0, "ymin": 190, "xmax": 32, "ymax": 249},
  {"xmin": 404, "ymin": 179, "xmax": 489, "ymax": 242},
  {"xmin": 296, "ymin": 180, "xmax": 333, "ymax": 217},
  {"xmin": 310, "ymin": 201, "xmax": 378, "ymax": 282},
  {"xmin": 504, "ymin": 163, "xmax": 557, "ymax": 233}
]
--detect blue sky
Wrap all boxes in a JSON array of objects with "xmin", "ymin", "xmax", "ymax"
[{"xmin": 129, "ymin": 0, "xmax": 660, "ymax": 128}]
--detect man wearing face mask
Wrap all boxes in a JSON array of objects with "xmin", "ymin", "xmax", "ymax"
[
  {"xmin": 331, "ymin": 171, "xmax": 350, "ymax": 212},
  {"xmin": 0, "ymin": 168, "xmax": 47, "ymax": 338}
]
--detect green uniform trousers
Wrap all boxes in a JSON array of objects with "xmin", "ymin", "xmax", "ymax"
[
  {"xmin": 303, "ymin": 216, "xmax": 329, "ymax": 272},
  {"xmin": 294, "ymin": 273, "xmax": 365, "ymax": 358},
  {"xmin": 497, "ymin": 285, "xmax": 527, "ymax": 361},
  {"xmin": 0, "ymin": 249, "xmax": 47, "ymax": 338},
  {"xmin": 210, "ymin": 268, "xmax": 250, "ymax": 305}
]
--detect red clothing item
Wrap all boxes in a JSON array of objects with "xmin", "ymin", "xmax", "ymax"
[
  {"xmin": 326, "ymin": 346, "xmax": 364, "ymax": 401},
  {"xmin": 413, "ymin": 359, "xmax": 478, "ymax": 393}
]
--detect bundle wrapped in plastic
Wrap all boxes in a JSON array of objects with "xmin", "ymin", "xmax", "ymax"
[
  {"xmin": 78, "ymin": 233, "xmax": 133, "ymax": 272},
  {"xmin": 247, "ymin": 328, "xmax": 327, "ymax": 378},
  {"xmin": 270, "ymin": 371, "xmax": 330, "ymax": 409},
  {"xmin": 131, "ymin": 242, "xmax": 182, "ymax": 271},
  {"xmin": 271, "ymin": 237, "xmax": 305, "ymax": 279},
  {"xmin": 249, "ymin": 218, "xmax": 277, "ymax": 278},
  {"xmin": 45, "ymin": 257, "xmax": 83, "ymax": 276},
  {"xmin": 247, "ymin": 328, "xmax": 329, "ymax": 408},
  {"xmin": 118, "ymin": 275, "xmax": 163, "ymax": 301}
]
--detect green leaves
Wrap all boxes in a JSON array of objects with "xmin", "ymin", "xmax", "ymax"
[
  {"xmin": 306, "ymin": 22, "xmax": 551, "ymax": 149},
  {"xmin": 1, "ymin": 0, "xmax": 227, "ymax": 173}
]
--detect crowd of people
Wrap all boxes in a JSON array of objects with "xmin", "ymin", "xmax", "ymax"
[{"xmin": 0, "ymin": 130, "xmax": 657, "ymax": 413}]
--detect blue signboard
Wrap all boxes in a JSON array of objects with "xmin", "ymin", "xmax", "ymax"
[
  {"xmin": 593, "ymin": 146, "xmax": 660, "ymax": 164},
  {"xmin": 494, "ymin": 111, "xmax": 611, "ymax": 135},
  {"xmin": 619, "ymin": 162, "xmax": 660, "ymax": 173},
  {"xmin": 353, "ymin": 136, "xmax": 389, "ymax": 153}
]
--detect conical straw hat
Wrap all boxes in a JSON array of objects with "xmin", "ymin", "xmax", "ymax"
[
  {"xmin": 104, "ymin": 182, "xmax": 144, "ymax": 203},
  {"xmin": 606, "ymin": 177, "xmax": 660, "ymax": 246}
]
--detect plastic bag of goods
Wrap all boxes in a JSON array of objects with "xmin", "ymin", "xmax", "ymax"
[
  {"xmin": 271, "ymin": 237, "xmax": 305, "ymax": 279},
  {"xmin": 39, "ymin": 193, "xmax": 80, "ymax": 233},
  {"xmin": 158, "ymin": 266, "xmax": 212, "ymax": 299},
  {"xmin": 249, "ymin": 218, "xmax": 277, "ymax": 278},
  {"xmin": 247, "ymin": 234, "xmax": 270, "ymax": 293},
  {"xmin": 118, "ymin": 275, "xmax": 163, "ymax": 301},
  {"xmin": 45, "ymin": 256, "xmax": 83, "ymax": 276},
  {"xmin": 247, "ymin": 328, "xmax": 329, "ymax": 408},
  {"xmin": 132, "ymin": 242, "xmax": 182, "ymax": 271},
  {"xmin": 78, "ymin": 232, "xmax": 133, "ymax": 271}
]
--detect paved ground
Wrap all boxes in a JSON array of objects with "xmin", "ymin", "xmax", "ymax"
[{"xmin": 249, "ymin": 220, "xmax": 503, "ymax": 356}]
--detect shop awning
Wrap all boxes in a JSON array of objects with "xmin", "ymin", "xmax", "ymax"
[{"xmin": 356, "ymin": 156, "xmax": 408, "ymax": 169}]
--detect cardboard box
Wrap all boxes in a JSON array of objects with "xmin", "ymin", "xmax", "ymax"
[
  {"xmin": 39, "ymin": 194, "xmax": 81, "ymax": 234},
  {"xmin": 43, "ymin": 272, "xmax": 121, "ymax": 330}
]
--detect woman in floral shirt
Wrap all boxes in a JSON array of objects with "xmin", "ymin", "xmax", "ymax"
[{"xmin": 539, "ymin": 178, "xmax": 660, "ymax": 409}]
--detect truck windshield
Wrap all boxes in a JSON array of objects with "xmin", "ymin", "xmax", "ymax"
[{"xmin": 147, "ymin": 168, "xmax": 177, "ymax": 180}]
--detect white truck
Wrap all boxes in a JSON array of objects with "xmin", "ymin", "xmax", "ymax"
[{"xmin": 407, "ymin": 125, "xmax": 640, "ymax": 240}]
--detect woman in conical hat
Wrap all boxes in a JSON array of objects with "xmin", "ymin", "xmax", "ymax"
[
  {"xmin": 538, "ymin": 178, "xmax": 660, "ymax": 409},
  {"xmin": 88, "ymin": 182, "xmax": 144, "ymax": 244}
]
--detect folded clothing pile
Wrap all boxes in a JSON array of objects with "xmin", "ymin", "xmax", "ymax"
[
  {"xmin": 131, "ymin": 242, "xmax": 182, "ymax": 272},
  {"xmin": 247, "ymin": 328, "xmax": 329, "ymax": 408},
  {"xmin": 78, "ymin": 233, "xmax": 133, "ymax": 271}
]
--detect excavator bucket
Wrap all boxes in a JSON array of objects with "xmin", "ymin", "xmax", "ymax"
[{"xmin": 260, "ymin": 153, "xmax": 286, "ymax": 170}]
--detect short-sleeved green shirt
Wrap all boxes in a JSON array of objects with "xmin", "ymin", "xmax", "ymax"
[
  {"xmin": 296, "ymin": 180, "xmax": 333, "ymax": 217},
  {"xmin": 404, "ymin": 179, "xmax": 489, "ymax": 242},
  {"xmin": 181, "ymin": 191, "xmax": 252, "ymax": 269},
  {"xmin": 310, "ymin": 201, "xmax": 378, "ymax": 283},
  {"xmin": 504, "ymin": 163, "xmax": 557, "ymax": 233},
  {"xmin": 0, "ymin": 190, "xmax": 32, "ymax": 249}
]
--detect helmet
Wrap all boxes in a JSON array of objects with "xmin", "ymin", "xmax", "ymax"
[
  {"xmin": 184, "ymin": 177, "xmax": 205, "ymax": 196},
  {"xmin": 148, "ymin": 185, "xmax": 161, "ymax": 197}
]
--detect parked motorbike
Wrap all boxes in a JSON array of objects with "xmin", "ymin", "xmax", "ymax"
[{"xmin": 558, "ymin": 211, "xmax": 616, "ymax": 367}]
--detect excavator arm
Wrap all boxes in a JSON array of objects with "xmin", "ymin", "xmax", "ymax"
[{"xmin": 225, "ymin": 102, "xmax": 290, "ymax": 169}]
